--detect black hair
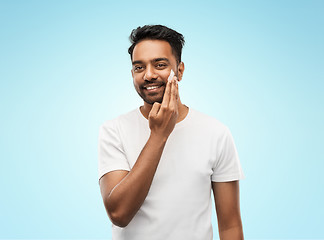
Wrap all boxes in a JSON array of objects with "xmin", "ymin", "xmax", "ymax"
[{"xmin": 128, "ymin": 25, "xmax": 185, "ymax": 64}]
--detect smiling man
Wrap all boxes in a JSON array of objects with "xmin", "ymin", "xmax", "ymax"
[{"xmin": 98, "ymin": 25, "xmax": 245, "ymax": 240}]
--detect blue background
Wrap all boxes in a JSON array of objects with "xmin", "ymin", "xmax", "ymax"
[{"xmin": 0, "ymin": 0, "xmax": 323, "ymax": 239}]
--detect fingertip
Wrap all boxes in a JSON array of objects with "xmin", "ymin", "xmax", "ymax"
[{"xmin": 153, "ymin": 102, "xmax": 161, "ymax": 107}]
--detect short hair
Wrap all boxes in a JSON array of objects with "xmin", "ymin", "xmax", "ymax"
[{"xmin": 128, "ymin": 25, "xmax": 185, "ymax": 64}]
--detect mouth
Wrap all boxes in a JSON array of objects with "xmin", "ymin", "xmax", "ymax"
[{"xmin": 142, "ymin": 84, "xmax": 164, "ymax": 92}]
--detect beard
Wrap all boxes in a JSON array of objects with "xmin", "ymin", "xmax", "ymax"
[{"xmin": 135, "ymin": 83, "xmax": 166, "ymax": 105}]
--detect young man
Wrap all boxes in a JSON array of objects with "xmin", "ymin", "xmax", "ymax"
[{"xmin": 98, "ymin": 25, "xmax": 245, "ymax": 240}]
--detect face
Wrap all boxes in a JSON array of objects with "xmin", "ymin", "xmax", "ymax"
[{"xmin": 131, "ymin": 39, "xmax": 184, "ymax": 105}]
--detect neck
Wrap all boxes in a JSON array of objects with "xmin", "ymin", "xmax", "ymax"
[{"xmin": 140, "ymin": 99, "xmax": 189, "ymax": 123}]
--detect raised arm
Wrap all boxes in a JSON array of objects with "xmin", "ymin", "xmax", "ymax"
[
  {"xmin": 99, "ymin": 77, "xmax": 179, "ymax": 227},
  {"xmin": 212, "ymin": 181, "xmax": 244, "ymax": 240}
]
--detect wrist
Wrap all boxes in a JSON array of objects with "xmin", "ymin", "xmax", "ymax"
[{"xmin": 149, "ymin": 132, "xmax": 168, "ymax": 145}]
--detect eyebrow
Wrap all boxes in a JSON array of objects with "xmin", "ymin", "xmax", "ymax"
[{"xmin": 132, "ymin": 58, "xmax": 170, "ymax": 66}]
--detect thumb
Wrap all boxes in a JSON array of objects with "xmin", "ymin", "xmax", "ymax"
[{"xmin": 148, "ymin": 102, "xmax": 161, "ymax": 118}]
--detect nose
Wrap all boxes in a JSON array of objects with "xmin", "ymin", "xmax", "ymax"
[{"xmin": 143, "ymin": 65, "xmax": 158, "ymax": 81}]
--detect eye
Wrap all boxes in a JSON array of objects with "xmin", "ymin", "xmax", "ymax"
[
  {"xmin": 156, "ymin": 63, "xmax": 167, "ymax": 69},
  {"xmin": 134, "ymin": 66, "xmax": 143, "ymax": 72}
]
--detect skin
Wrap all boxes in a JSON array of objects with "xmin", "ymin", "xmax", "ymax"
[
  {"xmin": 99, "ymin": 39, "xmax": 243, "ymax": 239},
  {"xmin": 131, "ymin": 39, "xmax": 188, "ymax": 122}
]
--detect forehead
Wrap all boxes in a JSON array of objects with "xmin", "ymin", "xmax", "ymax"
[{"xmin": 132, "ymin": 39, "xmax": 174, "ymax": 61}]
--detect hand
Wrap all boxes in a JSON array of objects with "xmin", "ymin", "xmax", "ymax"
[{"xmin": 148, "ymin": 76, "xmax": 179, "ymax": 140}]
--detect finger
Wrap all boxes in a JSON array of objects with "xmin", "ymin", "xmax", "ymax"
[
  {"xmin": 174, "ymin": 77, "xmax": 179, "ymax": 105},
  {"xmin": 149, "ymin": 102, "xmax": 161, "ymax": 118},
  {"xmin": 175, "ymin": 78, "xmax": 179, "ymax": 101},
  {"xmin": 169, "ymin": 77, "xmax": 178, "ymax": 110},
  {"xmin": 160, "ymin": 79, "xmax": 171, "ymax": 109}
]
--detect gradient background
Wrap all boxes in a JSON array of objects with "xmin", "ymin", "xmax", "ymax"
[{"xmin": 0, "ymin": 0, "xmax": 323, "ymax": 239}]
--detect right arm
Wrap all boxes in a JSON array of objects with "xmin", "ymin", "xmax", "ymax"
[{"xmin": 99, "ymin": 77, "xmax": 179, "ymax": 227}]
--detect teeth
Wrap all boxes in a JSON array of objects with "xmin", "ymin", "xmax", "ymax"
[{"xmin": 146, "ymin": 86, "xmax": 160, "ymax": 90}]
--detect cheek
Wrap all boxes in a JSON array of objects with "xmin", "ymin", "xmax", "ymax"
[
  {"xmin": 133, "ymin": 74, "xmax": 140, "ymax": 82},
  {"xmin": 133, "ymin": 78, "xmax": 144, "ymax": 91},
  {"xmin": 133, "ymin": 72, "xmax": 144, "ymax": 81},
  {"xmin": 132, "ymin": 78, "xmax": 139, "ymax": 88},
  {"xmin": 160, "ymin": 70, "xmax": 171, "ymax": 81}
]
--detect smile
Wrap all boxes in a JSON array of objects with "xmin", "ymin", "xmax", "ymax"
[
  {"xmin": 143, "ymin": 84, "xmax": 164, "ymax": 92},
  {"xmin": 146, "ymin": 86, "xmax": 160, "ymax": 90}
]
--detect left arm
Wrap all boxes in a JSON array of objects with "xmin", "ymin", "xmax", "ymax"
[{"xmin": 212, "ymin": 180, "xmax": 244, "ymax": 240}]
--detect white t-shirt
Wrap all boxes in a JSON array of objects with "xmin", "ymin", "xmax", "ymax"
[{"xmin": 98, "ymin": 107, "xmax": 244, "ymax": 240}]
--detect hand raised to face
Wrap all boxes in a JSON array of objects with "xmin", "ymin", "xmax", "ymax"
[{"xmin": 148, "ymin": 69, "xmax": 179, "ymax": 140}]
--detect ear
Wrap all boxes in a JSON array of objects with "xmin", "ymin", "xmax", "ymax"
[{"xmin": 177, "ymin": 62, "xmax": 185, "ymax": 82}]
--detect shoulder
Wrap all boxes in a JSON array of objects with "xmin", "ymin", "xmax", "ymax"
[
  {"xmin": 99, "ymin": 108, "xmax": 139, "ymax": 134},
  {"xmin": 189, "ymin": 108, "xmax": 229, "ymax": 135}
]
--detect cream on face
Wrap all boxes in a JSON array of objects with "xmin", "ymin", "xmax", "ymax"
[{"xmin": 168, "ymin": 69, "xmax": 175, "ymax": 82}]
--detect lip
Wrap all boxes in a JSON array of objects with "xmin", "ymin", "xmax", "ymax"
[{"xmin": 144, "ymin": 85, "xmax": 164, "ymax": 92}]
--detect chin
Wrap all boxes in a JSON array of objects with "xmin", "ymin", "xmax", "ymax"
[{"xmin": 143, "ymin": 97, "xmax": 163, "ymax": 105}]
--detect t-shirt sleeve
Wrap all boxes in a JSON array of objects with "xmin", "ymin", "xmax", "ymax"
[
  {"xmin": 211, "ymin": 127, "xmax": 245, "ymax": 182},
  {"xmin": 98, "ymin": 120, "xmax": 130, "ymax": 183}
]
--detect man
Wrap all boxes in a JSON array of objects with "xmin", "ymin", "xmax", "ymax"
[{"xmin": 98, "ymin": 25, "xmax": 245, "ymax": 240}]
